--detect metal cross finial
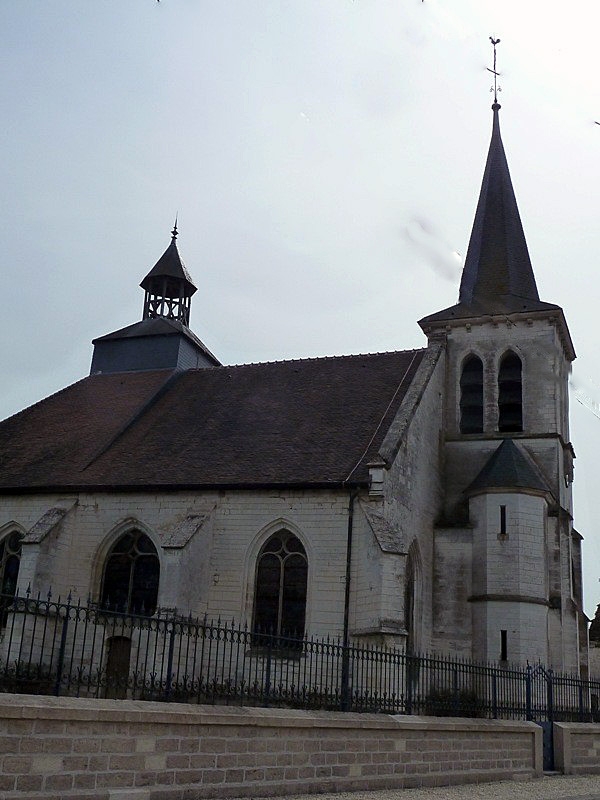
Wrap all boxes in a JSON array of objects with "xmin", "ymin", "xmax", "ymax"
[
  {"xmin": 488, "ymin": 37, "xmax": 501, "ymax": 103},
  {"xmin": 171, "ymin": 214, "xmax": 178, "ymax": 242}
]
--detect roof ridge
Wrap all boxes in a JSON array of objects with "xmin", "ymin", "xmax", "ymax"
[{"xmin": 199, "ymin": 348, "xmax": 426, "ymax": 372}]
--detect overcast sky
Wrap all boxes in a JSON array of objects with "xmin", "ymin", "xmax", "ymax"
[{"xmin": 2, "ymin": 1, "xmax": 600, "ymax": 615}]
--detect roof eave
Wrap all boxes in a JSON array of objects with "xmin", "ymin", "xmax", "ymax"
[{"xmin": 419, "ymin": 306, "xmax": 575, "ymax": 362}]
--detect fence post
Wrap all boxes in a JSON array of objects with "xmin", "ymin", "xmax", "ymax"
[
  {"xmin": 164, "ymin": 616, "xmax": 176, "ymax": 702},
  {"xmin": 264, "ymin": 635, "xmax": 272, "ymax": 707},
  {"xmin": 452, "ymin": 667, "xmax": 459, "ymax": 716},
  {"xmin": 54, "ymin": 594, "xmax": 72, "ymax": 697},
  {"xmin": 578, "ymin": 681, "xmax": 584, "ymax": 722},
  {"xmin": 341, "ymin": 641, "xmax": 350, "ymax": 712},
  {"xmin": 547, "ymin": 669, "xmax": 554, "ymax": 723},
  {"xmin": 525, "ymin": 664, "xmax": 532, "ymax": 721},
  {"xmin": 492, "ymin": 671, "xmax": 498, "ymax": 719},
  {"xmin": 405, "ymin": 654, "xmax": 413, "ymax": 715}
]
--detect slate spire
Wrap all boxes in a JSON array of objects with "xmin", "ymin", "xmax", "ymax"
[
  {"xmin": 418, "ymin": 102, "xmax": 566, "ymax": 330},
  {"xmin": 458, "ymin": 102, "xmax": 539, "ymax": 309},
  {"xmin": 140, "ymin": 222, "xmax": 197, "ymax": 326}
]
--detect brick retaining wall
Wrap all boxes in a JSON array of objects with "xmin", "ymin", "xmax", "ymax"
[
  {"xmin": 554, "ymin": 722, "xmax": 600, "ymax": 775},
  {"xmin": 0, "ymin": 695, "xmax": 542, "ymax": 799}
]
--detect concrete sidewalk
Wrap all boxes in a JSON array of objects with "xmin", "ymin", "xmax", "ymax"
[{"xmin": 270, "ymin": 774, "xmax": 600, "ymax": 800}]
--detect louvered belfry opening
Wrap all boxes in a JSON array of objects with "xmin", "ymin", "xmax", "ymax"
[
  {"xmin": 142, "ymin": 276, "xmax": 192, "ymax": 325},
  {"xmin": 498, "ymin": 351, "xmax": 523, "ymax": 432},
  {"xmin": 460, "ymin": 355, "xmax": 484, "ymax": 434},
  {"xmin": 140, "ymin": 227, "xmax": 197, "ymax": 327}
]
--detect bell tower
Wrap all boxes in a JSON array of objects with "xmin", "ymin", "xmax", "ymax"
[
  {"xmin": 90, "ymin": 223, "xmax": 220, "ymax": 375},
  {"xmin": 419, "ymin": 86, "xmax": 584, "ymax": 670},
  {"xmin": 140, "ymin": 221, "xmax": 197, "ymax": 326}
]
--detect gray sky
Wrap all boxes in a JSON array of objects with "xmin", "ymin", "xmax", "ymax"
[{"xmin": 2, "ymin": 1, "xmax": 600, "ymax": 615}]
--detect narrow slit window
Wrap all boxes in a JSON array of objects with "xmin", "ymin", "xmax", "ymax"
[
  {"xmin": 500, "ymin": 505, "xmax": 507, "ymax": 535},
  {"xmin": 460, "ymin": 355, "xmax": 484, "ymax": 433},
  {"xmin": 498, "ymin": 352, "xmax": 523, "ymax": 432},
  {"xmin": 500, "ymin": 630, "xmax": 508, "ymax": 661}
]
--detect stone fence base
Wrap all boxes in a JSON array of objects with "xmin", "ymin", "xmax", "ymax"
[
  {"xmin": 554, "ymin": 722, "xmax": 600, "ymax": 775},
  {"xmin": 0, "ymin": 695, "xmax": 543, "ymax": 799}
]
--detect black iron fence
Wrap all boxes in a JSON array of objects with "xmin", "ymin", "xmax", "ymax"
[{"xmin": 0, "ymin": 591, "xmax": 598, "ymax": 723}]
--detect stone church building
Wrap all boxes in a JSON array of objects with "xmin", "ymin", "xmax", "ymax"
[{"xmin": 0, "ymin": 102, "xmax": 587, "ymax": 674}]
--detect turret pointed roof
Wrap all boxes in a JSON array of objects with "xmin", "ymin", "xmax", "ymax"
[
  {"xmin": 466, "ymin": 438, "xmax": 552, "ymax": 497},
  {"xmin": 419, "ymin": 104, "xmax": 562, "ymax": 327},
  {"xmin": 140, "ymin": 224, "xmax": 197, "ymax": 299}
]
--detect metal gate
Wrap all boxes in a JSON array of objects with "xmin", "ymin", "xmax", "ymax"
[{"xmin": 526, "ymin": 665, "xmax": 554, "ymax": 771}]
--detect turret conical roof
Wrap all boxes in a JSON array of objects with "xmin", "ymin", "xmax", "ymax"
[
  {"xmin": 466, "ymin": 439, "xmax": 552, "ymax": 497},
  {"xmin": 140, "ymin": 225, "xmax": 197, "ymax": 299}
]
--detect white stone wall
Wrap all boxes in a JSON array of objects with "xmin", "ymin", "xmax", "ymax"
[
  {"xmin": 432, "ymin": 528, "xmax": 473, "ymax": 657},
  {"xmin": 377, "ymin": 346, "xmax": 447, "ymax": 653},
  {"xmin": 468, "ymin": 492, "xmax": 549, "ymax": 663},
  {"xmin": 443, "ymin": 316, "xmax": 570, "ymax": 441},
  {"xmin": 0, "ymin": 489, "xmax": 351, "ymax": 639}
]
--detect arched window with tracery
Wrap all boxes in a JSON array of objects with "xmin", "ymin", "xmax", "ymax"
[
  {"xmin": 498, "ymin": 351, "xmax": 523, "ymax": 432},
  {"xmin": 460, "ymin": 355, "xmax": 484, "ymax": 433},
  {"xmin": 0, "ymin": 531, "xmax": 23, "ymax": 599},
  {"xmin": 0, "ymin": 531, "xmax": 23, "ymax": 627},
  {"xmin": 253, "ymin": 531, "xmax": 308, "ymax": 641},
  {"xmin": 101, "ymin": 530, "xmax": 159, "ymax": 615}
]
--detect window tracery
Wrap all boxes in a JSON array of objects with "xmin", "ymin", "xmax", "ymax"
[
  {"xmin": 100, "ymin": 529, "xmax": 159, "ymax": 615},
  {"xmin": 252, "ymin": 531, "xmax": 308, "ymax": 640}
]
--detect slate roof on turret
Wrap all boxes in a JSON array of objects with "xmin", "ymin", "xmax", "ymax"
[
  {"xmin": 466, "ymin": 439, "xmax": 552, "ymax": 496},
  {"xmin": 420, "ymin": 104, "xmax": 562, "ymax": 327},
  {"xmin": 140, "ymin": 237, "xmax": 197, "ymax": 298},
  {"xmin": 0, "ymin": 349, "xmax": 424, "ymax": 492},
  {"xmin": 92, "ymin": 317, "xmax": 221, "ymax": 366}
]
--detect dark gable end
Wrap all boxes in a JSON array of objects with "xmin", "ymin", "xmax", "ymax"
[{"xmin": 0, "ymin": 350, "xmax": 425, "ymax": 492}]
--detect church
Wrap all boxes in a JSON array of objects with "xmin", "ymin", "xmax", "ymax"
[{"xmin": 0, "ymin": 101, "xmax": 587, "ymax": 675}]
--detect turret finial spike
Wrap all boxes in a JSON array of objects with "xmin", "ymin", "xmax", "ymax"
[
  {"xmin": 171, "ymin": 214, "xmax": 178, "ymax": 242},
  {"xmin": 487, "ymin": 37, "xmax": 501, "ymax": 105}
]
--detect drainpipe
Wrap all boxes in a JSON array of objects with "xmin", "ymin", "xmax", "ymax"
[{"xmin": 341, "ymin": 487, "xmax": 358, "ymax": 709}]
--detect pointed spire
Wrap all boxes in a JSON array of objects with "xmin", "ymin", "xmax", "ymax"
[
  {"xmin": 140, "ymin": 223, "xmax": 197, "ymax": 325},
  {"xmin": 458, "ymin": 103, "xmax": 540, "ymax": 309}
]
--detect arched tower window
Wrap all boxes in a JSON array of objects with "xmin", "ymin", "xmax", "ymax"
[
  {"xmin": 253, "ymin": 531, "xmax": 308, "ymax": 640},
  {"xmin": 498, "ymin": 351, "xmax": 523, "ymax": 432},
  {"xmin": 101, "ymin": 530, "xmax": 159, "ymax": 615},
  {"xmin": 460, "ymin": 355, "xmax": 484, "ymax": 433},
  {"xmin": 0, "ymin": 531, "xmax": 23, "ymax": 598}
]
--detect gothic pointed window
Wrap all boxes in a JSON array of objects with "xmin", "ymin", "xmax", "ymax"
[
  {"xmin": 498, "ymin": 351, "xmax": 523, "ymax": 432},
  {"xmin": 253, "ymin": 531, "xmax": 308, "ymax": 641},
  {"xmin": 0, "ymin": 530, "xmax": 23, "ymax": 597},
  {"xmin": 460, "ymin": 355, "xmax": 484, "ymax": 433},
  {"xmin": 101, "ymin": 530, "xmax": 159, "ymax": 615},
  {"xmin": 0, "ymin": 531, "xmax": 23, "ymax": 627}
]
